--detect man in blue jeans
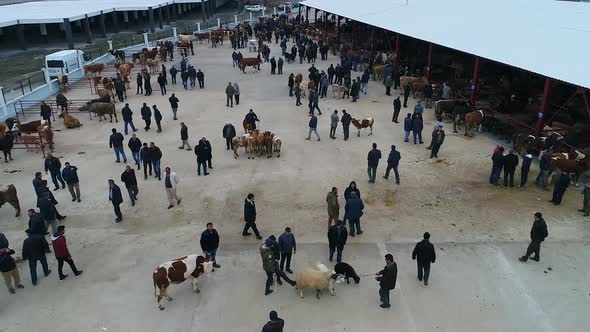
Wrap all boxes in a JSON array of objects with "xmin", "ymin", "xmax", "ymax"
[
  {"xmin": 375, "ymin": 254, "xmax": 397, "ymax": 309},
  {"xmin": 490, "ymin": 147, "xmax": 505, "ymax": 185},
  {"xmin": 109, "ymin": 128, "xmax": 127, "ymax": 163},
  {"xmin": 384, "ymin": 145, "xmax": 401, "ymax": 184},
  {"xmin": 121, "ymin": 103, "xmax": 137, "ymax": 135},
  {"xmin": 344, "ymin": 192, "xmax": 364, "ymax": 237},
  {"xmin": 367, "ymin": 143, "xmax": 382, "ymax": 183},
  {"xmin": 403, "ymin": 113, "xmax": 412, "ymax": 142},
  {"xmin": 150, "ymin": 142, "xmax": 162, "ymax": 180},
  {"xmin": 306, "ymin": 112, "xmax": 320, "ymax": 141},
  {"xmin": 200, "ymin": 222, "xmax": 221, "ymax": 269},
  {"xmin": 22, "ymin": 230, "xmax": 51, "ymax": 285}
]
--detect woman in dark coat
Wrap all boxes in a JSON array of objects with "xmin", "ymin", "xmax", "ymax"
[{"xmin": 344, "ymin": 181, "xmax": 361, "ymax": 201}]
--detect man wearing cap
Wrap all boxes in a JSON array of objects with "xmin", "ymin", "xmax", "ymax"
[
  {"xmin": 51, "ymin": 225, "xmax": 83, "ymax": 280},
  {"xmin": 519, "ymin": 212, "xmax": 548, "ymax": 262},
  {"xmin": 375, "ymin": 254, "xmax": 397, "ymax": 308},
  {"xmin": 327, "ymin": 220, "xmax": 348, "ymax": 263},
  {"xmin": 412, "ymin": 232, "xmax": 436, "ymax": 286}
]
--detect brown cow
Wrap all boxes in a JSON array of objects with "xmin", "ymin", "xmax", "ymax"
[
  {"xmin": 239, "ymin": 57, "xmax": 262, "ymax": 73},
  {"xmin": 0, "ymin": 123, "xmax": 6, "ymax": 135},
  {"xmin": 548, "ymin": 157, "xmax": 590, "ymax": 184},
  {"xmin": 152, "ymin": 255, "xmax": 213, "ymax": 310},
  {"xmin": 79, "ymin": 102, "xmax": 118, "ymax": 122},
  {"xmin": 97, "ymin": 89, "xmax": 115, "ymax": 102},
  {"xmin": 372, "ymin": 64, "xmax": 385, "ymax": 80},
  {"xmin": 0, "ymin": 185, "xmax": 20, "ymax": 217},
  {"xmin": 84, "ymin": 63, "xmax": 105, "ymax": 76},
  {"xmin": 15, "ymin": 120, "xmax": 41, "ymax": 134},
  {"xmin": 464, "ymin": 110, "xmax": 484, "ymax": 136},
  {"xmin": 232, "ymin": 133, "xmax": 253, "ymax": 159},
  {"xmin": 58, "ymin": 113, "xmax": 82, "ymax": 128},
  {"xmin": 351, "ymin": 118, "xmax": 374, "ymax": 137}
]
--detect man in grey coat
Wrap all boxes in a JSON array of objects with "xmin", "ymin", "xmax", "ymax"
[{"xmin": 329, "ymin": 110, "xmax": 339, "ymax": 139}]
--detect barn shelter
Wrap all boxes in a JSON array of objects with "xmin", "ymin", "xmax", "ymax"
[
  {"xmin": 0, "ymin": 0, "xmax": 235, "ymax": 49},
  {"xmin": 299, "ymin": 0, "xmax": 590, "ymax": 139}
]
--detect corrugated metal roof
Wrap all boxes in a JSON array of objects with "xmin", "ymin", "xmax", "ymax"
[
  {"xmin": 301, "ymin": 0, "xmax": 590, "ymax": 89},
  {"xmin": 0, "ymin": 0, "xmax": 206, "ymax": 27}
]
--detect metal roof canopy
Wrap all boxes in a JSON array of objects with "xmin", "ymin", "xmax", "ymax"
[
  {"xmin": 301, "ymin": 0, "xmax": 590, "ymax": 90},
  {"xmin": 0, "ymin": 0, "xmax": 207, "ymax": 28}
]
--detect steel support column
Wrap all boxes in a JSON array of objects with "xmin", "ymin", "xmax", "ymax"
[
  {"xmin": 84, "ymin": 15, "xmax": 93, "ymax": 43},
  {"xmin": 426, "ymin": 43, "xmax": 433, "ymax": 81},
  {"xmin": 39, "ymin": 23, "xmax": 48, "ymax": 44},
  {"xmin": 535, "ymin": 78, "xmax": 552, "ymax": 135},
  {"xmin": 202, "ymin": 2, "xmax": 207, "ymax": 20},
  {"xmin": 314, "ymin": 9, "xmax": 318, "ymax": 22},
  {"xmin": 305, "ymin": 6, "xmax": 309, "ymax": 22},
  {"xmin": 17, "ymin": 23, "xmax": 26, "ymax": 50},
  {"xmin": 112, "ymin": 11, "xmax": 119, "ymax": 33},
  {"xmin": 469, "ymin": 56, "xmax": 480, "ymax": 103},
  {"xmin": 166, "ymin": 4, "xmax": 171, "ymax": 24},
  {"xmin": 99, "ymin": 11, "xmax": 107, "ymax": 38},
  {"xmin": 395, "ymin": 34, "xmax": 400, "ymax": 64},
  {"xmin": 148, "ymin": 7, "xmax": 155, "ymax": 33},
  {"xmin": 63, "ymin": 18, "xmax": 74, "ymax": 49},
  {"xmin": 158, "ymin": 5, "xmax": 164, "ymax": 29}
]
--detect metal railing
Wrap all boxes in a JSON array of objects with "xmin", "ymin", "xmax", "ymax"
[
  {"xmin": 3, "ymin": 71, "xmax": 46, "ymax": 102},
  {"xmin": 13, "ymin": 99, "xmax": 95, "ymax": 122}
]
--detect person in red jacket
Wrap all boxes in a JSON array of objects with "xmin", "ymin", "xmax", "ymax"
[{"xmin": 51, "ymin": 226, "xmax": 83, "ymax": 280}]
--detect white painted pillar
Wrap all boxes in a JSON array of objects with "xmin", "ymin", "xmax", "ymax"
[
  {"xmin": 234, "ymin": 15, "xmax": 238, "ymax": 25},
  {"xmin": 217, "ymin": 18, "xmax": 220, "ymax": 28},
  {"xmin": 123, "ymin": 11, "xmax": 129, "ymax": 23},
  {"xmin": 172, "ymin": 27, "xmax": 177, "ymax": 39},
  {"xmin": 273, "ymin": 7, "xmax": 277, "ymax": 15},
  {"xmin": 59, "ymin": 23, "xmax": 65, "ymax": 31},
  {"xmin": 143, "ymin": 32, "xmax": 149, "ymax": 48},
  {"xmin": 262, "ymin": 9, "xmax": 266, "ymax": 17},
  {"xmin": 249, "ymin": 12, "xmax": 253, "ymax": 20},
  {"xmin": 39, "ymin": 23, "xmax": 47, "ymax": 35},
  {"xmin": 107, "ymin": 40, "xmax": 113, "ymax": 50},
  {"xmin": 133, "ymin": 11, "xmax": 139, "ymax": 20},
  {"xmin": 0, "ymin": 86, "xmax": 6, "ymax": 116},
  {"xmin": 42, "ymin": 68, "xmax": 54, "ymax": 92},
  {"xmin": 197, "ymin": 22, "xmax": 201, "ymax": 32}
]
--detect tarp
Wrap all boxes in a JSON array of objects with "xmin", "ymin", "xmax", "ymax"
[{"xmin": 301, "ymin": 0, "xmax": 590, "ymax": 89}]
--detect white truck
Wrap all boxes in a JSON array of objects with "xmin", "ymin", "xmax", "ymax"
[{"xmin": 45, "ymin": 50, "xmax": 85, "ymax": 78}]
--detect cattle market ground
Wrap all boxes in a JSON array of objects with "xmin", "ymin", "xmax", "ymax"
[{"xmin": 1, "ymin": 40, "xmax": 589, "ymax": 331}]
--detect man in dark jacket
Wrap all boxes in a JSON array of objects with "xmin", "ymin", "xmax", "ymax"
[
  {"xmin": 243, "ymin": 193, "xmax": 262, "ymax": 239},
  {"xmin": 411, "ymin": 112, "xmax": 424, "ymax": 144},
  {"xmin": 144, "ymin": 72, "xmax": 152, "ymax": 96},
  {"xmin": 327, "ymin": 64, "xmax": 335, "ymax": 84},
  {"xmin": 121, "ymin": 103, "xmax": 137, "ymax": 135},
  {"xmin": 412, "ymin": 232, "xmax": 436, "ymax": 286},
  {"xmin": 403, "ymin": 83, "xmax": 411, "ymax": 107},
  {"xmin": 40, "ymin": 101, "xmax": 52, "ymax": 127},
  {"xmin": 345, "ymin": 192, "xmax": 364, "ymax": 237},
  {"xmin": 152, "ymin": 105, "xmax": 163, "ymax": 133},
  {"xmin": 150, "ymin": 142, "xmax": 163, "ymax": 180},
  {"xmin": 136, "ymin": 73, "xmax": 143, "ymax": 94},
  {"xmin": 222, "ymin": 122, "xmax": 236, "ymax": 150},
  {"xmin": 341, "ymin": 110, "xmax": 351, "ymax": 141},
  {"xmin": 490, "ymin": 147, "xmax": 505, "ymax": 185},
  {"xmin": 51, "ymin": 225, "xmax": 82, "ymax": 280},
  {"xmin": 200, "ymin": 222, "xmax": 221, "ymax": 269},
  {"xmin": 262, "ymin": 310, "xmax": 284, "ymax": 332},
  {"xmin": 550, "ymin": 171, "xmax": 571, "ymax": 205},
  {"xmin": 22, "ymin": 230, "xmax": 51, "ymax": 285},
  {"xmin": 288, "ymin": 73, "xmax": 295, "ymax": 97},
  {"xmin": 225, "ymin": 82, "xmax": 235, "ymax": 107},
  {"xmin": 33, "ymin": 172, "xmax": 44, "ymax": 196},
  {"xmin": 403, "ymin": 113, "xmax": 412, "ymax": 142},
  {"xmin": 1, "ymin": 235, "xmax": 24, "ymax": 293},
  {"xmin": 519, "ymin": 212, "xmax": 548, "ymax": 262},
  {"xmin": 169, "ymin": 66, "xmax": 178, "ymax": 84},
  {"xmin": 376, "ymin": 254, "xmax": 397, "ymax": 308},
  {"xmin": 108, "ymin": 179, "xmax": 123, "ymax": 222},
  {"xmin": 179, "ymin": 122, "xmax": 191, "ymax": 150},
  {"xmin": 430, "ymin": 126, "xmax": 446, "ymax": 159},
  {"xmin": 140, "ymin": 103, "xmax": 152, "ymax": 131},
  {"xmin": 37, "ymin": 190, "xmax": 64, "ymax": 234},
  {"xmin": 194, "ymin": 140, "xmax": 209, "ymax": 176},
  {"xmin": 157, "ymin": 73, "xmax": 167, "ymax": 95},
  {"xmin": 384, "ymin": 145, "xmax": 401, "ymax": 184},
  {"xmin": 128, "ymin": 134, "xmax": 142, "ymax": 170},
  {"xmin": 120, "ymin": 165, "xmax": 139, "ymax": 206},
  {"xmin": 270, "ymin": 57, "xmax": 277, "ymax": 74},
  {"xmin": 44, "ymin": 153, "xmax": 65, "ymax": 191},
  {"xmin": 201, "ymin": 137, "xmax": 213, "ymax": 169},
  {"xmin": 244, "ymin": 109, "xmax": 260, "ymax": 130},
  {"xmin": 168, "ymin": 93, "xmax": 179, "ymax": 120},
  {"xmin": 27, "ymin": 209, "xmax": 47, "ymax": 236},
  {"xmin": 423, "ymin": 84, "xmax": 433, "ymax": 108},
  {"xmin": 503, "ymin": 150, "xmax": 519, "ymax": 187},
  {"xmin": 367, "ymin": 143, "xmax": 382, "ymax": 183},
  {"xmin": 520, "ymin": 153, "xmax": 533, "ymax": 190},
  {"xmin": 328, "ymin": 220, "xmax": 348, "ymax": 263},
  {"xmin": 392, "ymin": 97, "xmax": 402, "ymax": 123},
  {"xmin": 140, "ymin": 142, "xmax": 152, "ymax": 179},
  {"xmin": 277, "ymin": 57, "xmax": 284, "ymax": 75},
  {"xmin": 278, "ymin": 227, "xmax": 296, "ymax": 273},
  {"xmin": 535, "ymin": 150, "xmax": 551, "ymax": 190},
  {"xmin": 196, "ymin": 69, "xmax": 205, "ymax": 88},
  {"xmin": 109, "ymin": 128, "xmax": 127, "ymax": 163},
  {"xmin": 61, "ymin": 162, "xmax": 81, "ymax": 202},
  {"xmin": 306, "ymin": 113, "xmax": 320, "ymax": 141},
  {"xmin": 181, "ymin": 70, "xmax": 189, "ymax": 90}
]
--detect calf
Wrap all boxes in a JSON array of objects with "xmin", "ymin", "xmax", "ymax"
[
  {"xmin": 334, "ymin": 262, "xmax": 360, "ymax": 284},
  {"xmin": 295, "ymin": 263, "xmax": 343, "ymax": 299},
  {"xmin": 350, "ymin": 118, "xmax": 374, "ymax": 137},
  {"xmin": 152, "ymin": 255, "xmax": 213, "ymax": 310},
  {"xmin": 0, "ymin": 184, "xmax": 20, "ymax": 217},
  {"xmin": 464, "ymin": 109, "xmax": 484, "ymax": 136},
  {"xmin": 58, "ymin": 113, "xmax": 83, "ymax": 128}
]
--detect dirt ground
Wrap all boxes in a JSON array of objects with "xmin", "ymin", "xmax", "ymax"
[{"xmin": 0, "ymin": 38, "xmax": 589, "ymax": 331}]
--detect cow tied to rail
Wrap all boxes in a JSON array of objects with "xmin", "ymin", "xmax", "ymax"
[{"xmin": 152, "ymin": 255, "xmax": 213, "ymax": 310}]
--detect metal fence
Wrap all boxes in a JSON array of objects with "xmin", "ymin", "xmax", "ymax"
[{"xmin": 3, "ymin": 71, "xmax": 46, "ymax": 102}]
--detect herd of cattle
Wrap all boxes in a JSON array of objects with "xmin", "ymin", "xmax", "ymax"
[{"xmin": 233, "ymin": 126, "xmax": 282, "ymax": 159}]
